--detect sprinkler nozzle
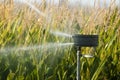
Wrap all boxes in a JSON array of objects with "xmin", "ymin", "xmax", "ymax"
[{"xmin": 72, "ymin": 34, "xmax": 98, "ymax": 47}]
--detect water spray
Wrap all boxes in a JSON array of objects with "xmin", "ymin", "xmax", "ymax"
[
  {"xmin": 17, "ymin": 0, "xmax": 46, "ymax": 17},
  {"xmin": 72, "ymin": 34, "xmax": 98, "ymax": 80}
]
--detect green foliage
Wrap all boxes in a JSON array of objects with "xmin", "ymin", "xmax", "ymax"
[{"xmin": 0, "ymin": 3, "xmax": 120, "ymax": 80}]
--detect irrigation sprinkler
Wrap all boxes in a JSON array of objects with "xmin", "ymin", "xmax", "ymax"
[{"xmin": 72, "ymin": 34, "xmax": 98, "ymax": 80}]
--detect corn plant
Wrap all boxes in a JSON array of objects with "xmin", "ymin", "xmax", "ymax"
[{"xmin": 0, "ymin": 1, "xmax": 120, "ymax": 80}]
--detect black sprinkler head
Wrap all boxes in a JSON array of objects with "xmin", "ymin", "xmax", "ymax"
[{"xmin": 72, "ymin": 34, "xmax": 98, "ymax": 47}]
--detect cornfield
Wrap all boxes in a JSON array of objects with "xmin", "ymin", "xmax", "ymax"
[{"xmin": 0, "ymin": 0, "xmax": 120, "ymax": 80}]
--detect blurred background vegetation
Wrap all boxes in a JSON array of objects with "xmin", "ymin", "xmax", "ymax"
[{"xmin": 0, "ymin": 0, "xmax": 120, "ymax": 80}]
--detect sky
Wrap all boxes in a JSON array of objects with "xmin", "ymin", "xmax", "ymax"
[{"xmin": 0, "ymin": 0, "xmax": 119, "ymax": 7}]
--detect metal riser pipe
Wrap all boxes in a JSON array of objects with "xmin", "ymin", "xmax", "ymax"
[{"xmin": 77, "ymin": 47, "xmax": 81, "ymax": 80}]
